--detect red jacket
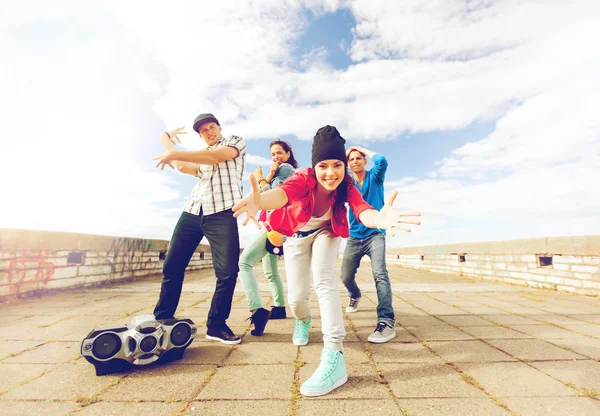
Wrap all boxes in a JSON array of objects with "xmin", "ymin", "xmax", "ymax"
[{"xmin": 266, "ymin": 168, "xmax": 373, "ymax": 238}]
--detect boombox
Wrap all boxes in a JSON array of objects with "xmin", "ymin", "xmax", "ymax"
[{"xmin": 81, "ymin": 315, "xmax": 197, "ymax": 376}]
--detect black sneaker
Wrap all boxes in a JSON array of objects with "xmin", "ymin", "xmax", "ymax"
[
  {"xmin": 206, "ymin": 324, "xmax": 241, "ymax": 344},
  {"xmin": 248, "ymin": 307, "xmax": 271, "ymax": 336},
  {"xmin": 270, "ymin": 306, "xmax": 287, "ymax": 320}
]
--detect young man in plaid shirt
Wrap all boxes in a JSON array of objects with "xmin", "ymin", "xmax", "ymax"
[{"xmin": 153, "ymin": 113, "xmax": 246, "ymax": 344}]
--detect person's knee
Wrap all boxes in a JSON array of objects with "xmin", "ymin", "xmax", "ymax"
[
  {"xmin": 373, "ymin": 270, "xmax": 390, "ymax": 283},
  {"xmin": 238, "ymin": 259, "xmax": 253, "ymax": 272}
]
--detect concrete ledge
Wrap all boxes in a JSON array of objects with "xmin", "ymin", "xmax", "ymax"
[
  {"xmin": 388, "ymin": 235, "xmax": 600, "ymax": 256},
  {"xmin": 0, "ymin": 228, "xmax": 214, "ymax": 300},
  {"xmin": 387, "ymin": 235, "xmax": 600, "ymax": 296}
]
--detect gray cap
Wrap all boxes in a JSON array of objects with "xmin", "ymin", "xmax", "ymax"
[{"xmin": 193, "ymin": 113, "xmax": 220, "ymax": 133}]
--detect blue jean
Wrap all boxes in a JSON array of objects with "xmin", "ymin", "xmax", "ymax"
[
  {"xmin": 154, "ymin": 209, "xmax": 239, "ymax": 329},
  {"xmin": 340, "ymin": 232, "xmax": 394, "ymax": 327}
]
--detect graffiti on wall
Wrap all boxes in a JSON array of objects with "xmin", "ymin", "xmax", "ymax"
[
  {"xmin": 106, "ymin": 237, "xmax": 157, "ymax": 274},
  {"xmin": 8, "ymin": 250, "xmax": 56, "ymax": 294}
]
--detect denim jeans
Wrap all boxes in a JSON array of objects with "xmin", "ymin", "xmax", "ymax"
[
  {"xmin": 238, "ymin": 228, "xmax": 285, "ymax": 311},
  {"xmin": 154, "ymin": 209, "xmax": 240, "ymax": 329},
  {"xmin": 340, "ymin": 232, "xmax": 394, "ymax": 327}
]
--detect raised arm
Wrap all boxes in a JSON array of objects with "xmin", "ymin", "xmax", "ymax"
[
  {"xmin": 233, "ymin": 175, "xmax": 289, "ymax": 227},
  {"xmin": 358, "ymin": 191, "xmax": 421, "ymax": 236},
  {"xmin": 347, "ymin": 145, "xmax": 376, "ymax": 159},
  {"xmin": 158, "ymin": 128, "xmax": 199, "ymax": 176}
]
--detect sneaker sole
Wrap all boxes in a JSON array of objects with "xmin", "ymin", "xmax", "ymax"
[
  {"xmin": 293, "ymin": 338, "xmax": 308, "ymax": 346},
  {"xmin": 206, "ymin": 334, "xmax": 242, "ymax": 345},
  {"xmin": 367, "ymin": 331, "xmax": 396, "ymax": 344},
  {"xmin": 300, "ymin": 374, "xmax": 348, "ymax": 397},
  {"xmin": 345, "ymin": 308, "xmax": 358, "ymax": 313}
]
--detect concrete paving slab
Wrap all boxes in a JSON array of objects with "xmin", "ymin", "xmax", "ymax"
[
  {"xmin": 298, "ymin": 363, "xmax": 389, "ymax": 399},
  {"xmin": 185, "ymin": 400, "xmax": 290, "ymax": 415},
  {"xmin": 10, "ymin": 315, "xmax": 67, "ymax": 327},
  {"xmin": 457, "ymin": 362, "xmax": 577, "ymax": 397},
  {"xmin": 455, "ymin": 305, "xmax": 507, "ymax": 315},
  {"xmin": 178, "ymin": 343, "xmax": 232, "ymax": 365},
  {"xmin": 502, "ymin": 397, "xmax": 600, "ymax": 416},
  {"xmin": 406, "ymin": 325, "xmax": 475, "ymax": 341},
  {"xmin": 458, "ymin": 325, "xmax": 533, "ymax": 339},
  {"xmin": 508, "ymin": 324, "xmax": 588, "ymax": 339},
  {"xmin": 228, "ymin": 342, "xmax": 298, "ymax": 364},
  {"xmin": 395, "ymin": 315, "xmax": 448, "ymax": 326},
  {"xmin": 99, "ymin": 364, "xmax": 216, "ymax": 402},
  {"xmin": 567, "ymin": 314, "xmax": 600, "ymax": 323},
  {"xmin": 297, "ymin": 399, "xmax": 399, "ymax": 415},
  {"xmin": 394, "ymin": 307, "xmax": 429, "ymax": 316},
  {"xmin": 196, "ymin": 364, "xmax": 295, "ymax": 400},
  {"xmin": 0, "ymin": 401, "xmax": 80, "ymax": 416},
  {"xmin": 0, "ymin": 363, "xmax": 55, "ymax": 393},
  {"xmin": 0, "ymin": 324, "xmax": 84, "ymax": 341},
  {"xmin": 486, "ymin": 339, "xmax": 587, "ymax": 361},
  {"xmin": 397, "ymin": 398, "xmax": 510, "ymax": 416},
  {"xmin": 564, "ymin": 324, "xmax": 600, "ymax": 337},
  {"xmin": 1, "ymin": 262, "xmax": 599, "ymax": 414},
  {"xmin": 0, "ymin": 326, "xmax": 36, "ymax": 340},
  {"xmin": 480, "ymin": 314, "xmax": 541, "ymax": 325},
  {"xmin": 58, "ymin": 314, "xmax": 130, "ymax": 328},
  {"xmin": 0, "ymin": 339, "xmax": 41, "ymax": 359},
  {"xmin": 77, "ymin": 401, "xmax": 182, "ymax": 416},
  {"xmin": 436, "ymin": 315, "xmax": 493, "ymax": 326},
  {"xmin": 427, "ymin": 340, "xmax": 517, "ymax": 363},
  {"xmin": 380, "ymin": 363, "xmax": 487, "ymax": 398},
  {"xmin": 368, "ymin": 341, "xmax": 446, "ymax": 364},
  {"xmin": 2, "ymin": 362, "xmax": 120, "ymax": 400},
  {"xmin": 345, "ymin": 316, "xmax": 384, "ymax": 327},
  {"xmin": 529, "ymin": 314, "xmax": 593, "ymax": 326},
  {"xmin": 1, "ymin": 341, "xmax": 80, "ymax": 364},
  {"xmin": 531, "ymin": 360, "xmax": 600, "ymax": 392},
  {"xmin": 551, "ymin": 338, "xmax": 600, "ymax": 359}
]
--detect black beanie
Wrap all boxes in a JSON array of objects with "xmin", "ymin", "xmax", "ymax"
[{"xmin": 311, "ymin": 125, "xmax": 347, "ymax": 167}]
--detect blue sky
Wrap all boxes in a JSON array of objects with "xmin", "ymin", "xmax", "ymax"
[{"xmin": 1, "ymin": 0, "xmax": 599, "ymax": 249}]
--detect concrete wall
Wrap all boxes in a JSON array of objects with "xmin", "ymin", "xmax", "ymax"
[
  {"xmin": 0, "ymin": 228, "xmax": 213, "ymax": 299},
  {"xmin": 387, "ymin": 235, "xmax": 600, "ymax": 296}
]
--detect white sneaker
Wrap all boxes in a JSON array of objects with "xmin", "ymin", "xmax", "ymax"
[
  {"xmin": 367, "ymin": 322, "xmax": 396, "ymax": 343},
  {"xmin": 346, "ymin": 297, "xmax": 361, "ymax": 313}
]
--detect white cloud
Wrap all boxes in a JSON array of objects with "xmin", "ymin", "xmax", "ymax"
[
  {"xmin": 2, "ymin": 0, "xmax": 599, "ymax": 248},
  {"xmin": 246, "ymin": 154, "xmax": 273, "ymax": 166}
]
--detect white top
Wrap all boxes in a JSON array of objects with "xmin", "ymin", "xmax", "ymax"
[{"xmin": 298, "ymin": 207, "xmax": 332, "ymax": 231}]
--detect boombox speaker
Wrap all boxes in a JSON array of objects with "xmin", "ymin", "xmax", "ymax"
[{"xmin": 81, "ymin": 314, "xmax": 197, "ymax": 376}]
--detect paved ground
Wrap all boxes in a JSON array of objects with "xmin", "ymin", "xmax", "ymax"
[{"xmin": 1, "ymin": 263, "xmax": 600, "ymax": 415}]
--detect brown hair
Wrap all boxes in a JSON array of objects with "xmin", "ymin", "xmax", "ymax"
[{"xmin": 269, "ymin": 140, "xmax": 299, "ymax": 169}]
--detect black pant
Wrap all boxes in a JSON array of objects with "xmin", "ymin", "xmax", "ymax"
[{"xmin": 154, "ymin": 209, "xmax": 240, "ymax": 329}]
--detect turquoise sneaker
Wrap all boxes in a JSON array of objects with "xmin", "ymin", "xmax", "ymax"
[
  {"xmin": 293, "ymin": 316, "xmax": 311, "ymax": 346},
  {"xmin": 300, "ymin": 347, "xmax": 348, "ymax": 396}
]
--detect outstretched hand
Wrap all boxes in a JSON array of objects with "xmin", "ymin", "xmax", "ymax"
[
  {"xmin": 153, "ymin": 150, "xmax": 175, "ymax": 170},
  {"xmin": 166, "ymin": 127, "xmax": 186, "ymax": 145},
  {"xmin": 376, "ymin": 191, "xmax": 421, "ymax": 237},
  {"xmin": 232, "ymin": 175, "xmax": 261, "ymax": 229}
]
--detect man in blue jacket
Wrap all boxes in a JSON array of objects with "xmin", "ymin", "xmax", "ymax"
[{"xmin": 341, "ymin": 146, "xmax": 396, "ymax": 343}]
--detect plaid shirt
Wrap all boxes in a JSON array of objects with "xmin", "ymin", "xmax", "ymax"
[{"xmin": 183, "ymin": 135, "xmax": 246, "ymax": 216}]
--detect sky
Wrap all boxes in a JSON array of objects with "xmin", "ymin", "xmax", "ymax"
[{"xmin": 1, "ymin": 0, "xmax": 599, "ymax": 249}]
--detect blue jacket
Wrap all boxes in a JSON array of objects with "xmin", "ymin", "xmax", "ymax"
[
  {"xmin": 348, "ymin": 154, "xmax": 387, "ymax": 239},
  {"xmin": 262, "ymin": 163, "xmax": 296, "ymax": 191}
]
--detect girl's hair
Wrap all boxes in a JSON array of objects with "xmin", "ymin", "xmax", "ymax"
[
  {"xmin": 333, "ymin": 173, "xmax": 353, "ymax": 210},
  {"xmin": 269, "ymin": 140, "xmax": 299, "ymax": 169}
]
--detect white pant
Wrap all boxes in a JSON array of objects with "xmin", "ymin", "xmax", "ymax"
[{"xmin": 284, "ymin": 228, "xmax": 345, "ymax": 350}]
